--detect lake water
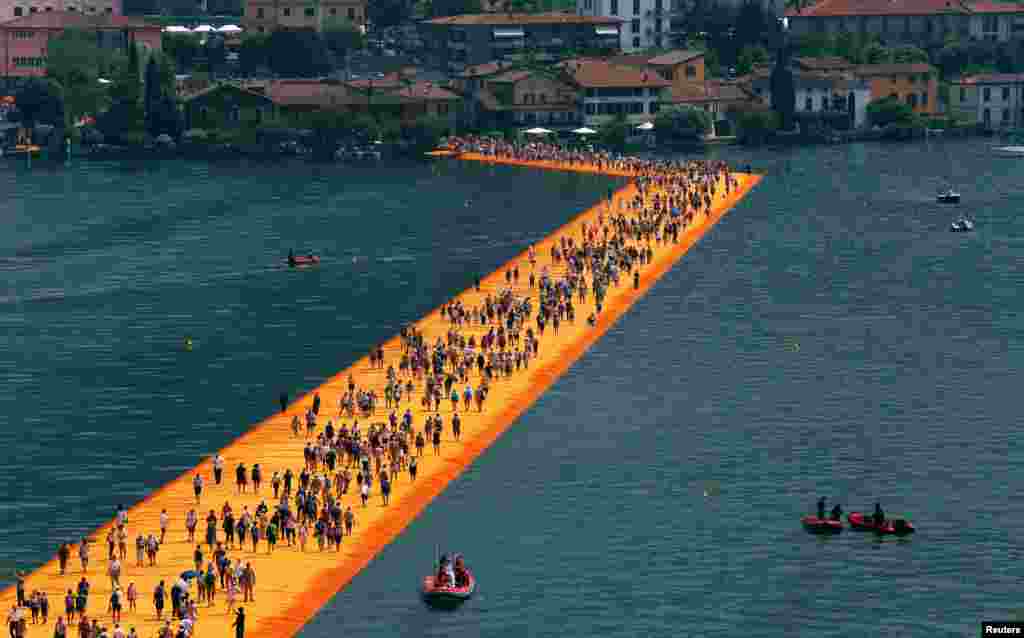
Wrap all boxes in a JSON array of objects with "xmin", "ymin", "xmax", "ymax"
[{"xmin": 1, "ymin": 139, "xmax": 1020, "ymax": 637}]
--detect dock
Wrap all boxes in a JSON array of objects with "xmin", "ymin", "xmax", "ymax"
[{"xmin": 0, "ymin": 157, "xmax": 761, "ymax": 637}]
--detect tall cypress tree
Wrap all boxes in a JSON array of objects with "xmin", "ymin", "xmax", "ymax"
[
  {"xmin": 144, "ymin": 55, "xmax": 160, "ymax": 137},
  {"xmin": 770, "ymin": 37, "xmax": 796, "ymax": 132}
]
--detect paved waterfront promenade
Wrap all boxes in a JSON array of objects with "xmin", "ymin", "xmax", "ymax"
[{"xmin": 1, "ymin": 158, "xmax": 760, "ymax": 638}]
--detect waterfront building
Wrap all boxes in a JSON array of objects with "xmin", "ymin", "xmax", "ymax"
[
  {"xmin": 182, "ymin": 82, "xmax": 277, "ymax": 129},
  {"xmin": 949, "ymin": 73, "xmax": 1024, "ymax": 128},
  {"xmin": 0, "ymin": 11, "xmax": 159, "ymax": 78},
  {"xmin": 855, "ymin": 63, "xmax": 938, "ymax": 115},
  {"xmin": 241, "ymin": 0, "xmax": 367, "ymax": 34},
  {"xmin": 419, "ymin": 12, "xmax": 622, "ymax": 74},
  {"xmin": 663, "ymin": 79, "xmax": 758, "ymax": 136},
  {"xmin": 745, "ymin": 67, "xmax": 872, "ymax": 128},
  {"xmin": 559, "ymin": 57, "xmax": 671, "ymax": 125},
  {"xmin": 785, "ymin": 0, "xmax": 1024, "ymax": 46},
  {"xmin": 0, "ymin": 0, "xmax": 119, "ymax": 20},
  {"xmin": 471, "ymin": 66, "xmax": 583, "ymax": 129}
]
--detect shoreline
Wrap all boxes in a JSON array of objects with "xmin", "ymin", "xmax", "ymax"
[{"xmin": 1, "ymin": 157, "xmax": 761, "ymax": 638}]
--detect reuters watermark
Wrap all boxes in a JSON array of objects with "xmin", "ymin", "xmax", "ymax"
[{"xmin": 983, "ymin": 623, "xmax": 1024, "ymax": 635}]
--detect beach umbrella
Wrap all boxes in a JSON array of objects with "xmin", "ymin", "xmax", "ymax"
[
  {"xmin": 97, "ymin": 78, "xmax": 112, "ymax": 84},
  {"xmin": 635, "ymin": 121, "xmax": 654, "ymax": 131},
  {"xmin": 524, "ymin": 127, "xmax": 553, "ymax": 135},
  {"xmin": 163, "ymin": 25, "xmax": 190, "ymax": 32},
  {"xmin": 191, "ymin": 25, "xmax": 214, "ymax": 33},
  {"xmin": 572, "ymin": 127, "xmax": 597, "ymax": 135},
  {"xmin": 218, "ymin": 24, "xmax": 242, "ymax": 32}
]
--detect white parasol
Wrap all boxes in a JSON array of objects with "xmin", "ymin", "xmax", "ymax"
[
  {"xmin": 572, "ymin": 127, "xmax": 597, "ymax": 134},
  {"xmin": 191, "ymin": 24, "xmax": 215, "ymax": 33},
  {"xmin": 635, "ymin": 121, "xmax": 654, "ymax": 131},
  {"xmin": 524, "ymin": 127, "xmax": 553, "ymax": 135},
  {"xmin": 218, "ymin": 24, "xmax": 242, "ymax": 32}
]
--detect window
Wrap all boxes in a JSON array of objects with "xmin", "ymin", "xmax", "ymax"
[
  {"xmin": 282, "ymin": 6, "xmax": 290, "ymax": 15},
  {"xmin": 256, "ymin": 7, "xmax": 264, "ymax": 16},
  {"xmin": 610, "ymin": 0, "xmax": 617, "ymax": 14},
  {"xmin": 1003, "ymin": 86, "xmax": 1010, "ymax": 100},
  {"xmin": 984, "ymin": 107, "xmax": 991, "ymax": 123},
  {"xmin": 821, "ymin": 95, "xmax": 827, "ymax": 110},
  {"xmin": 1003, "ymin": 107, "xmax": 1010, "ymax": 121},
  {"xmin": 228, "ymin": 106, "xmax": 240, "ymax": 122},
  {"xmin": 347, "ymin": 7, "xmax": 354, "ymax": 18},
  {"xmin": 13, "ymin": 6, "xmax": 22, "ymax": 15},
  {"xmin": 983, "ymin": 15, "xmax": 998, "ymax": 32},
  {"xmin": 583, "ymin": 0, "xmax": 591, "ymax": 8},
  {"xmin": 631, "ymin": 19, "xmax": 639, "ymax": 33},
  {"xmin": 438, "ymin": 103, "xmax": 448, "ymax": 115},
  {"xmin": 984, "ymin": 87, "xmax": 991, "ymax": 102},
  {"xmin": 655, "ymin": 18, "xmax": 662, "ymax": 32},
  {"xmin": 685, "ymin": 65, "xmax": 695, "ymax": 77},
  {"xmin": 655, "ymin": 0, "xmax": 662, "ymax": 9},
  {"xmin": 585, "ymin": 103, "xmax": 595, "ymax": 114},
  {"xmin": 804, "ymin": 96, "xmax": 812, "ymax": 110},
  {"xmin": 540, "ymin": 93, "xmax": 546, "ymax": 104},
  {"xmin": 959, "ymin": 87, "xmax": 966, "ymax": 102},
  {"xmin": 329, "ymin": 7, "xmax": 336, "ymax": 14},
  {"xmin": 907, "ymin": 93, "xmax": 917, "ymax": 108},
  {"xmin": 632, "ymin": 0, "xmax": 639, "ymax": 14},
  {"xmin": 304, "ymin": 6, "xmax": 314, "ymax": 16},
  {"xmin": 257, "ymin": 26, "xmax": 265, "ymax": 32},
  {"xmin": 650, "ymin": 101, "xmax": 659, "ymax": 113},
  {"xmin": 632, "ymin": 36, "xmax": 639, "ymax": 48},
  {"xmin": 921, "ymin": 91, "xmax": 928, "ymax": 106},
  {"xmin": 29, "ymin": 6, "xmax": 37, "ymax": 12}
]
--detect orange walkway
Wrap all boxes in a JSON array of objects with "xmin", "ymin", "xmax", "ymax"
[{"xmin": 1, "ymin": 158, "xmax": 761, "ymax": 638}]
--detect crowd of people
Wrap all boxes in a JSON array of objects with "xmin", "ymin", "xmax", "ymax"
[{"xmin": 6, "ymin": 139, "xmax": 742, "ymax": 638}]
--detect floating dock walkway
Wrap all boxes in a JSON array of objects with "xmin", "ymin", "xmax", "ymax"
[{"xmin": 1, "ymin": 156, "xmax": 761, "ymax": 637}]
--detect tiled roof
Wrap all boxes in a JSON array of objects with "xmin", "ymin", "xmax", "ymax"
[
  {"xmin": 182, "ymin": 83, "xmax": 274, "ymax": 103},
  {"xmin": 786, "ymin": 0, "xmax": 1024, "ymax": 16},
  {"xmin": 667, "ymin": 80, "xmax": 752, "ymax": 104},
  {"xmin": 954, "ymin": 72, "xmax": 1024, "ymax": 84},
  {"xmin": 646, "ymin": 49, "xmax": 705, "ymax": 66},
  {"xmin": 488, "ymin": 69, "xmax": 533, "ymax": 83},
  {"xmin": 347, "ymin": 72, "xmax": 407, "ymax": 90},
  {"xmin": 0, "ymin": 11, "xmax": 158, "ymax": 29},
  {"xmin": 391, "ymin": 81, "xmax": 460, "ymax": 101},
  {"xmin": 456, "ymin": 61, "xmax": 511, "ymax": 78},
  {"xmin": 794, "ymin": 56, "xmax": 853, "ymax": 70},
  {"xmin": 424, "ymin": 11, "xmax": 622, "ymax": 25},
  {"xmin": 560, "ymin": 59, "xmax": 672, "ymax": 88},
  {"xmin": 855, "ymin": 63, "xmax": 935, "ymax": 75}
]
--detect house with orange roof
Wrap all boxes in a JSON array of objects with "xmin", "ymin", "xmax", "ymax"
[
  {"xmin": 949, "ymin": 72, "xmax": 1024, "ymax": 127},
  {"xmin": 608, "ymin": 49, "xmax": 706, "ymax": 94},
  {"xmin": 662, "ymin": 79, "xmax": 759, "ymax": 136},
  {"xmin": 743, "ymin": 67, "xmax": 873, "ymax": 127},
  {"xmin": 242, "ymin": 0, "xmax": 366, "ymax": 34},
  {"xmin": 471, "ymin": 66, "xmax": 582, "ymax": 129},
  {"xmin": 419, "ymin": 12, "xmax": 622, "ymax": 74},
  {"xmin": 560, "ymin": 57, "xmax": 671, "ymax": 125},
  {"xmin": 785, "ymin": 0, "xmax": 1024, "ymax": 46},
  {"xmin": 0, "ymin": 0, "xmax": 120, "ymax": 21},
  {"xmin": 0, "ymin": 11, "xmax": 159, "ymax": 78}
]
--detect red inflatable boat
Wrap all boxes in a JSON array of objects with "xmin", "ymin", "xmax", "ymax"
[
  {"xmin": 801, "ymin": 516, "xmax": 843, "ymax": 534},
  {"xmin": 422, "ymin": 569, "xmax": 475, "ymax": 608},
  {"xmin": 848, "ymin": 512, "xmax": 915, "ymax": 535}
]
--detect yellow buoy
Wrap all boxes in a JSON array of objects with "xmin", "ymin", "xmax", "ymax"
[{"xmin": 184, "ymin": 337, "xmax": 193, "ymax": 351}]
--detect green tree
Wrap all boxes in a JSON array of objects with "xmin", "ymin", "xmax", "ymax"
[
  {"xmin": 863, "ymin": 42, "xmax": 891, "ymax": 64},
  {"xmin": 736, "ymin": 44, "xmax": 769, "ymax": 75},
  {"xmin": 99, "ymin": 40, "xmax": 144, "ymax": 141},
  {"xmin": 162, "ymin": 33, "xmax": 202, "ymax": 72},
  {"xmin": 368, "ymin": 0, "xmax": 411, "ymax": 27},
  {"xmin": 46, "ymin": 29, "xmax": 121, "ymax": 124},
  {"xmin": 791, "ymin": 33, "xmax": 833, "ymax": 58},
  {"xmin": 891, "ymin": 44, "xmax": 928, "ymax": 64},
  {"xmin": 770, "ymin": 44, "xmax": 795, "ymax": 131},
  {"xmin": 15, "ymin": 78, "xmax": 66, "ymax": 129},
  {"xmin": 866, "ymin": 95, "xmax": 916, "ymax": 127},
  {"xmin": 736, "ymin": 108, "xmax": 778, "ymax": 145},
  {"xmin": 143, "ymin": 56, "xmax": 180, "ymax": 138},
  {"xmin": 239, "ymin": 34, "xmax": 270, "ymax": 75},
  {"xmin": 598, "ymin": 116, "xmax": 630, "ymax": 151},
  {"xmin": 205, "ymin": 36, "xmax": 227, "ymax": 78},
  {"xmin": 401, "ymin": 115, "xmax": 449, "ymax": 153},
  {"xmin": 654, "ymin": 104, "xmax": 712, "ymax": 143},
  {"xmin": 268, "ymin": 29, "xmax": 332, "ymax": 77},
  {"xmin": 323, "ymin": 19, "xmax": 365, "ymax": 58}
]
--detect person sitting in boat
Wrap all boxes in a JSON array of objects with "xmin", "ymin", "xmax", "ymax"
[
  {"xmin": 817, "ymin": 497, "xmax": 826, "ymax": 520},
  {"xmin": 830, "ymin": 504, "xmax": 842, "ymax": 521},
  {"xmin": 873, "ymin": 503, "xmax": 885, "ymax": 527},
  {"xmin": 288, "ymin": 249, "xmax": 296, "ymax": 267},
  {"xmin": 445, "ymin": 557, "xmax": 456, "ymax": 587},
  {"xmin": 453, "ymin": 556, "xmax": 468, "ymax": 588},
  {"xmin": 436, "ymin": 555, "xmax": 452, "ymax": 587}
]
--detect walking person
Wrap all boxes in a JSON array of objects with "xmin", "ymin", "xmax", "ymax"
[
  {"xmin": 192, "ymin": 474, "xmax": 203, "ymax": 503},
  {"xmin": 213, "ymin": 454, "xmax": 224, "ymax": 486},
  {"xmin": 232, "ymin": 608, "xmax": 245, "ymax": 638}
]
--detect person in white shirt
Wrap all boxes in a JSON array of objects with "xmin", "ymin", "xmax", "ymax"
[
  {"xmin": 213, "ymin": 455, "xmax": 225, "ymax": 485},
  {"xmin": 160, "ymin": 510, "xmax": 169, "ymax": 544}
]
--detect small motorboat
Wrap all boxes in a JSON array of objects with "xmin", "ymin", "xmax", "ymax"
[
  {"xmin": 848, "ymin": 512, "xmax": 915, "ymax": 535},
  {"xmin": 950, "ymin": 218, "xmax": 975, "ymax": 233},
  {"xmin": 801, "ymin": 516, "xmax": 843, "ymax": 534},
  {"xmin": 422, "ymin": 554, "xmax": 475, "ymax": 608},
  {"xmin": 993, "ymin": 145, "xmax": 1024, "ymax": 157},
  {"xmin": 288, "ymin": 252, "xmax": 320, "ymax": 267},
  {"xmin": 936, "ymin": 189, "xmax": 961, "ymax": 204}
]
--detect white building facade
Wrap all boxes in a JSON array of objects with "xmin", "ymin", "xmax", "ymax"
[
  {"xmin": 576, "ymin": 0, "xmax": 670, "ymax": 52},
  {"xmin": 750, "ymin": 71, "xmax": 872, "ymax": 128},
  {"xmin": 950, "ymin": 74, "xmax": 1024, "ymax": 129}
]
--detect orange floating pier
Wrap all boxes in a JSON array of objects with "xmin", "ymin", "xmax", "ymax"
[{"xmin": 1, "ymin": 156, "xmax": 761, "ymax": 638}]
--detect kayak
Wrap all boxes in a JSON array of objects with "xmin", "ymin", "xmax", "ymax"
[
  {"xmin": 801, "ymin": 516, "xmax": 843, "ymax": 534},
  {"xmin": 848, "ymin": 512, "xmax": 915, "ymax": 535},
  {"xmin": 422, "ymin": 568, "xmax": 475, "ymax": 608},
  {"xmin": 288, "ymin": 255, "xmax": 320, "ymax": 267}
]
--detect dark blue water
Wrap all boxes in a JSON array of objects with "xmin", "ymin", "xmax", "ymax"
[{"xmin": 2, "ymin": 140, "xmax": 1021, "ymax": 637}]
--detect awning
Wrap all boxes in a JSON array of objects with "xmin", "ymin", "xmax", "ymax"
[
  {"xmin": 493, "ymin": 28, "xmax": 525, "ymax": 38},
  {"xmin": 595, "ymin": 27, "xmax": 619, "ymax": 35}
]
